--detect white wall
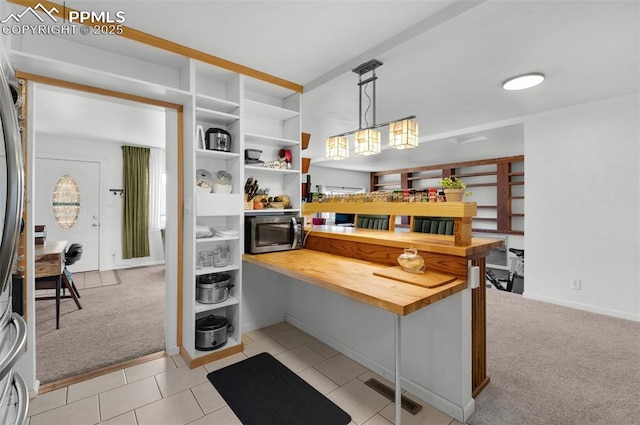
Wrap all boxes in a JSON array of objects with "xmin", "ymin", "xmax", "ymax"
[
  {"xmin": 241, "ymin": 263, "xmax": 474, "ymax": 422},
  {"xmin": 305, "ymin": 164, "xmax": 371, "ymax": 192},
  {"xmin": 36, "ymin": 133, "xmax": 165, "ymax": 270},
  {"xmin": 525, "ymin": 94, "xmax": 639, "ymax": 321}
]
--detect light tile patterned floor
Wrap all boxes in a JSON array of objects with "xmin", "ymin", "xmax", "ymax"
[{"xmin": 27, "ymin": 322, "xmax": 465, "ymax": 425}]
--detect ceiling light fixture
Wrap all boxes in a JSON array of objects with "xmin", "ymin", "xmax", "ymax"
[
  {"xmin": 502, "ymin": 72, "xmax": 545, "ymax": 91},
  {"xmin": 326, "ymin": 136, "xmax": 349, "ymax": 160},
  {"xmin": 325, "ymin": 59, "xmax": 418, "ymax": 159}
]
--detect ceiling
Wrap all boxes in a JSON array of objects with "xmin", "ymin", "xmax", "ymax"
[
  {"xmin": 35, "ymin": 85, "xmax": 166, "ymax": 148},
  {"xmin": 11, "ymin": 0, "xmax": 639, "ymax": 171}
]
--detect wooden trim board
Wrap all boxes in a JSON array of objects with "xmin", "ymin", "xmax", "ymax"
[
  {"xmin": 14, "ymin": 71, "xmax": 182, "ymax": 110},
  {"xmin": 37, "ymin": 351, "xmax": 167, "ymax": 394}
]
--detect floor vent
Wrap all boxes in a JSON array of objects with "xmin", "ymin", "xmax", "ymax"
[{"xmin": 364, "ymin": 378, "xmax": 423, "ymax": 415}]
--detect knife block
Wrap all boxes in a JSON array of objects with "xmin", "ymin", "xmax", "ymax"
[{"xmin": 244, "ymin": 194, "xmax": 253, "ymax": 210}]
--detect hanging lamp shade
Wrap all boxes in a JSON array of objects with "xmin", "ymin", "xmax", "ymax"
[
  {"xmin": 325, "ymin": 136, "xmax": 349, "ymax": 160},
  {"xmin": 354, "ymin": 129, "xmax": 381, "ymax": 156},
  {"xmin": 389, "ymin": 119, "xmax": 419, "ymax": 149}
]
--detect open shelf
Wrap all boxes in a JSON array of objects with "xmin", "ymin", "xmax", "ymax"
[
  {"xmin": 244, "ymin": 208, "xmax": 300, "ymax": 215},
  {"xmin": 192, "ymin": 336, "xmax": 242, "ymax": 359},
  {"xmin": 10, "ymin": 50, "xmax": 192, "ymax": 105},
  {"xmin": 245, "ymin": 133, "xmax": 299, "ymax": 147},
  {"xmin": 373, "ymin": 182, "xmax": 402, "ymax": 187},
  {"xmin": 244, "ymin": 99, "xmax": 299, "ymax": 121},
  {"xmin": 195, "ymin": 149, "xmax": 240, "ymax": 160},
  {"xmin": 195, "ymin": 107, "xmax": 239, "ymax": 125},
  {"xmin": 244, "ymin": 165, "xmax": 299, "ymax": 174},
  {"xmin": 195, "ymin": 264, "xmax": 240, "ymax": 276},
  {"xmin": 195, "ymin": 296, "xmax": 240, "ymax": 314},
  {"xmin": 195, "ymin": 235, "xmax": 240, "ymax": 243},
  {"xmin": 195, "ymin": 93, "xmax": 239, "ymax": 113},
  {"xmin": 452, "ymin": 171, "xmax": 497, "ymax": 178}
]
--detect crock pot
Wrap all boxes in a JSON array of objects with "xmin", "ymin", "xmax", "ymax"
[
  {"xmin": 196, "ymin": 273, "xmax": 234, "ymax": 304},
  {"xmin": 205, "ymin": 128, "xmax": 231, "ymax": 152},
  {"xmin": 195, "ymin": 315, "xmax": 233, "ymax": 351}
]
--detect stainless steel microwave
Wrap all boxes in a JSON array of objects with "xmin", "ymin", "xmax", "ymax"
[{"xmin": 245, "ymin": 215, "xmax": 303, "ymax": 254}]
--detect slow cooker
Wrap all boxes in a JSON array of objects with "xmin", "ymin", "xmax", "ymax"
[{"xmin": 195, "ymin": 315, "xmax": 233, "ymax": 351}]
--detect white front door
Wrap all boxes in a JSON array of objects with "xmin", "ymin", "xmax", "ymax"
[{"xmin": 35, "ymin": 158, "xmax": 100, "ymax": 272}]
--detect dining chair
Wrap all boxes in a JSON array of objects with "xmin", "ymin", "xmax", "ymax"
[{"xmin": 35, "ymin": 243, "xmax": 83, "ymax": 329}]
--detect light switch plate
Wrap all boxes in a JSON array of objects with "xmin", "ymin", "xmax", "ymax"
[{"xmin": 469, "ymin": 266, "xmax": 480, "ymax": 289}]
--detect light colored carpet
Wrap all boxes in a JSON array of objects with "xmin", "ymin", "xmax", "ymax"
[
  {"xmin": 468, "ymin": 289, "xmax": 640, "ymax": 425},
  {"xmin": 35, "ymin": 265, "xmax": 165, "ymax": 384}
]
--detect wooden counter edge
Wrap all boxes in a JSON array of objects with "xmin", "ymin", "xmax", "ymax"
[{"xmin": 242, "ymin": 252, "xmax": 468, "ymax": 316}]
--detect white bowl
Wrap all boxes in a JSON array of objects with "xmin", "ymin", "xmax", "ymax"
[
  {"xmin": 196, "ymin": 186, "xmax": 212, "ymax": 195},
  {"xmin": 212, "ymin": 183, "xmax": 232, "ymax": 194}
]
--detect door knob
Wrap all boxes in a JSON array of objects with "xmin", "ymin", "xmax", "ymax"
[{"xmin": 92, "ymin": 223, "xmax": 98, "ymax": 228}]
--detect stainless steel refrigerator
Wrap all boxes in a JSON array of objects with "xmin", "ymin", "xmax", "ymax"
[{"xmin": 0, "ymin": 60, "xmax": 28, "ymax": 424}]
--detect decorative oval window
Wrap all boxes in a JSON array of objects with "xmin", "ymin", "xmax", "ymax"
[{"xmin": 52, "ymin": 174, "xmax": 80, "ymax": 229}]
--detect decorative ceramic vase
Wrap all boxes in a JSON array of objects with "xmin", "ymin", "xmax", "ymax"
[{"xmin": 444, "ymin": 189, "xmax": 464, "ymax": 202}]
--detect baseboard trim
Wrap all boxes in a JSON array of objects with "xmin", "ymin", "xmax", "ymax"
[
  {"xmin": 241, "ymin": 313, "xmax": 286, "ymax": 335},
  {"xmin": 285, "ymin": 314, "xmax": 471, "ymax": 423},
  {"xmin": 523, "ymin": 292, "xmax": 640, "ymax": 322},
  {"xmin": 37, "ymin": 351, "xmax": 167, "ymax": 395},
  {"xmin": 165, "ymin": 345, "xmax": 180, "ymax": 356}
]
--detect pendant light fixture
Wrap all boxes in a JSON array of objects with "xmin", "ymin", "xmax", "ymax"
[
  {"xmin": 389, "ymin": 118, "xmax": 419, "ymax": 150},
  {"xmin": 325, "ymin": 59, "xmax": 418, "ymax": 160},
  {"xmin": 326, "ymin": 136, "xmax": 349, "ymax": 160},
  {"xmin": 354, "ymin": 128, "xmax": 381, "ymax": 155}
]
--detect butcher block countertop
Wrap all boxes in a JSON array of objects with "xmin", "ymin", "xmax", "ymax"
[{"xmin": 243, "ymin": 249, "xmax": 467, "ymax": 316}]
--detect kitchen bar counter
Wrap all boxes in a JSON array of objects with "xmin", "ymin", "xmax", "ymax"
[
  {"xmin": 243, "ymin": 249, "xmax": 467, "ymax": 316},
  {"xmin": 244, "ymin": 223, "xmax": 501, "ymax": 416},
  {"xmin": 301, "ymin": 225, "xmax": 498, "ymax": 399},
  {"xmin": 243, "ymin": 247, "xmax": 468, "ymax": 424}
]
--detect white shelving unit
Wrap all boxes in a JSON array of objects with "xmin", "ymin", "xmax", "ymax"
[
  {"xmin": 8, "ymin": 33, "xmax": 304, "ymax": 379},
  {"xmin": 182, "ymin": 62, "xmax": 302, "ymax": 366},
  {"xmin": 243, "ymin": 77, "xmax": 301, "ymax": 215},
  {"xmin": 182, "ymin": 60, "xmax": 244, "ymax": 365}
]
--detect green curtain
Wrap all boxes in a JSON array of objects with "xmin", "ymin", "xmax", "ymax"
[{"xmin": 122, "ymin": 146, "xmax": 150, "ymax": 259}]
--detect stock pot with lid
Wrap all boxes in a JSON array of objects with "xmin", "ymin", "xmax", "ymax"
[{"xmin": 196, "ymin": 273, "xmax": 233, "ymax": 304}]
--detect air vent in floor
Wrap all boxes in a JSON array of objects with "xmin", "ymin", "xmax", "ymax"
[{"xmin": 364, "ymin": 378, "xmax": 422, "ymax": 415}]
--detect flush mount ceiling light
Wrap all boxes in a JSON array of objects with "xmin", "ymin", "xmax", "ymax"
[
  {"xmin": 325, "ymin": 59, "xmax": 418, "ymax": 159},
  {"xmin": 502, "ymin": 72, "xmax": 545, "ymax": 91}
]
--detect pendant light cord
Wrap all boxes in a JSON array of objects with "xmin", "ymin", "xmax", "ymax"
[{"xmin": 363, "ymin": 82, "xmax": 372, "ymax": 128}]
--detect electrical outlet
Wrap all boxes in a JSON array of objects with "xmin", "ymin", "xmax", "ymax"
[{"xmin": 571, "ymin": 279, "xmax": 582, "ymax": 290}]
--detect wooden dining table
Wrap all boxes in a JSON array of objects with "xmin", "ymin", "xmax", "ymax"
[{"xmin": 34, "ymin": 240, "xmax": 81, "ymax": 329}]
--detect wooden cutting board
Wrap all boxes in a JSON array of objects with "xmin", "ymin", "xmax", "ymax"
[{"xmin": 373, "ymin": 266, "xmax": 457, "ymax": 289}]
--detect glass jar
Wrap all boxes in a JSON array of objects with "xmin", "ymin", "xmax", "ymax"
[
  {"xmin": 200, "ymin": 250, "xmax": 214, "ymax": 267},
  {"xmin": 212, "ymin": 170, "xmax": 232, "ymax": 194},
  {"xmin": 213, "ymin": 246, "xmax": 230, "ymax": 267}
]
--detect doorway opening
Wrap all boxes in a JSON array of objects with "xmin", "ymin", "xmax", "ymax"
[{"xmin": 29, "ymin": 81, "xmax": 180, "ymax": 386}]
